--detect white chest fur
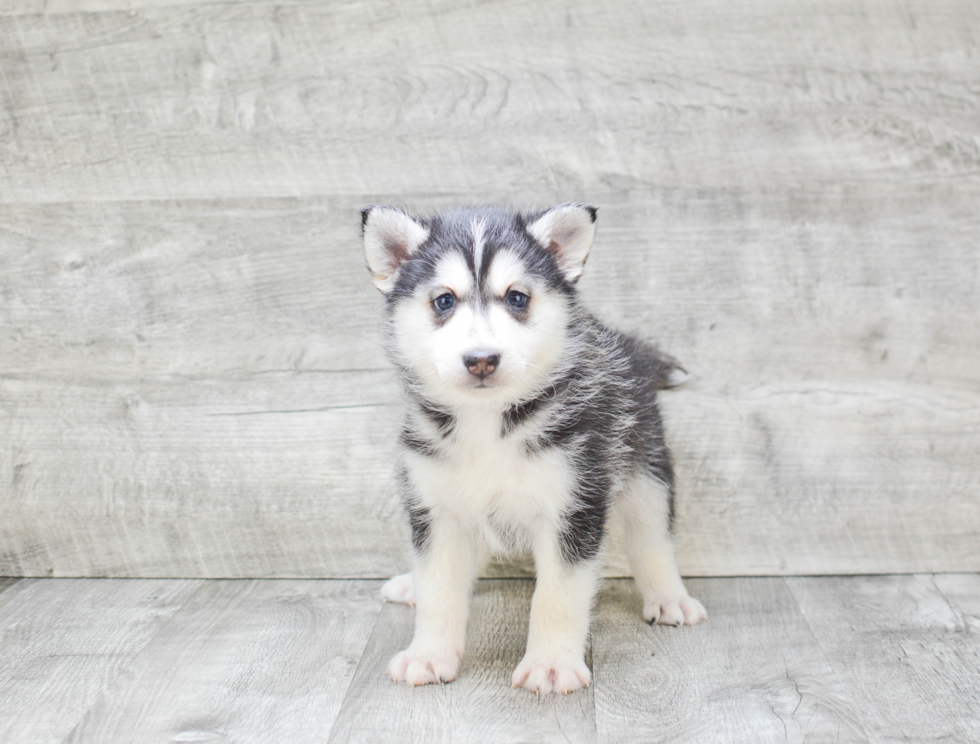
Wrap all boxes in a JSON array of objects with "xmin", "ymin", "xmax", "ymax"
[{"xmin": 405, "ymin": 405, "xmax": 572, "ymax": 554}]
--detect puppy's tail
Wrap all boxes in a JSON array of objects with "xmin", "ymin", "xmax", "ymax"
[{"xmin": 650, "ymin": 348, "xmax": 692, "ymax": 389}]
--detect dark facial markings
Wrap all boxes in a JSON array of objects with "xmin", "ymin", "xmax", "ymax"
[
  {"xmin": 387, "ymin": 206, "xmax": 573, "ymax": 314},
  {"xmin": 431, "ymin": 285, "xmax": 533, "ymax": 324},
  {"xmin": 426, "ymin": 255, "xmax": 534, "ymax": 325},
  {"xmin": 397, "ymin": 206, "xmax": 565, "ymax": 327}
]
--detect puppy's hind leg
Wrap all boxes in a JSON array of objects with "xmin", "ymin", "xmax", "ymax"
[
  {"xmin": 381, "ymin": 573, "xmax": 416, "ymax": 606},
  {"xmin": 619, "ymin": 472, "xmax": 706, "ymax": 626},
  {"xmin": 382, "ymin": 545, "xmax": 490, "ymax": 606}
]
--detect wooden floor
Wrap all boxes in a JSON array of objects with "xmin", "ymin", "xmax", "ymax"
[{"xmin": 0, "ymin": 575, "xmax": 977, "ymax": 743}]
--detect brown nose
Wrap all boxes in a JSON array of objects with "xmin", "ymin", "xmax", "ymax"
[{"xmin": 463, "ymin": 351, "xmax": 500, "ymax": 379}]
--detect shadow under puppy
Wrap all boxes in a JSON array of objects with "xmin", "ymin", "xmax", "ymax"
[{"xmin": 361, "ymin": 203, "xmax": 706, "ymax": 695}]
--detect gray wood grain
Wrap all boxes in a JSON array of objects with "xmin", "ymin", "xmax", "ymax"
[
  {"xmin": 40, "ymin": 0, "xmax": 328, "ymax": 13},
  {"xmin": 43, "ymin": 0, "xmax": 234, "ymax": 12},
  {"xmin": 3, "ymin": 370, "xmax": 977, "ymax": 578},
  {"xmin": 0, "ymin": 578, "xmax": 201, "ymax": 744},
  {"xmin": 63, "ymin": 579, "xmax": 383, "ymax": 744},
  {"xmin": 4, "ymin": 186, "xmax": 978, "ymax": 387},
  {"xmin": 0, "ymin": 199, "xmax": 387, "ymax": 377},
  {"xmin": 1, "ymin": 0, "xmax": 979, "ymax": 580},
  {"xmin": 0, "ymin": 372, "xmax": 405, "ymax": 578},
  {"xmin": 59, "ymin": 581, "xmax": 381, "ymax": 743},
  {"xmin": 786, "ymin": 575, "xmax": 980, "ymax": 743},
  {"xmin": 1, "ymin": 0, "xmax": 977, "ymax": 203},
  {"xmin": 329, "ymin": 579, "xmax": 596, "ymax": 744},
  {"xmin": 0, "ymin": 0, "xmax": 43, "ymax": 15},
  {"xmin": 0, "ymin": 576, "xmax": 978, "ymax": 741},
  {"xmin": 2, "ymin": 189, "xmax": 978, "ymax": 578},
  {"xmin": 933, "ymin": 572, "xmax": 980, "ymax": 628},
  {"xmin": 592, "ymin": 578, "xmax": 867, "ymax": 743}
]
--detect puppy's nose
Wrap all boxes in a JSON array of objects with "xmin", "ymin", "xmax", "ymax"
[{"xmin": 463, "ymin": 350, "xmax": 500, "ymax": 379}]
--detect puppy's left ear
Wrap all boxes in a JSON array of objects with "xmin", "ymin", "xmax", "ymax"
[
  {"xmin": 527, "ymin": 203, "xmax": 597, "ymax": 282},
  {"xmin": 361, "ymin": 206, "xmax": 429, "ymax": 293}
]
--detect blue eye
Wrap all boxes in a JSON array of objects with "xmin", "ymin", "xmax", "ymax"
[
  {"xmin": 433, "ymin": 293, "xmax": 456, "ymax": 312},
  {"xmin": 507, "ymin": 290, "xmax": 529, "ymax": 309}
]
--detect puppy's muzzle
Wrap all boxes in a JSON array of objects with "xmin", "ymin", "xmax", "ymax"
[{"xmin": 463, "ymin": 351, "xmax": 500, "ymax": 380}]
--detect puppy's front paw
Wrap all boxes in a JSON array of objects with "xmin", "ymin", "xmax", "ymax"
[
  {"xmin": 381, "ymin": 572, "xmax": 415, "ymax": 606},
  {"xmin": 387, "ymin": 646, "xmax": 461, "ymax": 687},
  {"xmin": 511, "ymin": 654, "xmax": 591, "ymax": 695},
  {"xmin": 643, "ymin": 593, "xmax": 707, "ymax": 626}
]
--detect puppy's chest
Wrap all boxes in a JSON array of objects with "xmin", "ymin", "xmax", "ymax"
[{"xmin": 408, "ymin": 412, "xmax": 571, "ymax": 524}]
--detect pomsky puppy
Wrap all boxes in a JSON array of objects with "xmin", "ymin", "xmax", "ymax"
[{"xmin": 361, "ymin": 203, "xmax": 706, "ymax": 695}]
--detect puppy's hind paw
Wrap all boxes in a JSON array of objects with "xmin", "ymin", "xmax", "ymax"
[
  {"xmin": 381, "ymin": 572, "xmax": 415, "ymax": 606},
  {"xmin": 644, "ymin": 594, "xmax": 707, "ymax": 626}
]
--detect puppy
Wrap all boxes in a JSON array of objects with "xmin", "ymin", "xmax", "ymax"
[{"xmin": 361, "ymin": 203, "xmax": 706, "ymax": 694}]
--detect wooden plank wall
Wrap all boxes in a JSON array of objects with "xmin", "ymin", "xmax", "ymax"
[{"xmin": 1, "ymin": 0, "xmax": 978, "ymax": 578}]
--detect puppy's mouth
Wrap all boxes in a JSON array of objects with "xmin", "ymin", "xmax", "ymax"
[{"xmin": 455, "ymin": 374, "xmax": 506, "ymax": 391}]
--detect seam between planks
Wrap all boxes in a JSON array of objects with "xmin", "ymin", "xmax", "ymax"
[
  {"xmin": 0, "ymin": 577, "xmax": 24, "ymax": 596},
  {"xmin": 928, "ymin": 573, "xmax": 971, "ymax": 631},
  {"xmin": 322, "ymin": 586, "xmax": 389, "ymax": 744}
]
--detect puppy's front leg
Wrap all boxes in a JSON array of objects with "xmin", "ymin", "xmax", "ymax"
[
  {"xmin": 387, "ymin": 512, "xmax": 478, "ymax": 686},
  {"xmin": 512, "ymin": 525, "xmax": 599, "ymax": 695}
]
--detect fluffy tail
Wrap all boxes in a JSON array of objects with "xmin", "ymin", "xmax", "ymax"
[{"xmin": 650, "ymin": 349, "xmax": 691, "ymax": 389}]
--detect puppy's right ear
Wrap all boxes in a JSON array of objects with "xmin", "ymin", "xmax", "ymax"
[
  {"xmin": 361, "ymin": 206, "xmax": 429, "ymax": 293},
  {"xmin": 527, "ymin": 203, "xmax": 597, "ymax": 283}
]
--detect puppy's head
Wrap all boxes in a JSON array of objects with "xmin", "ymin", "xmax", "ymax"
[{"xmin": 362, "ymin": 204, "xmax": 597, "ymax": 405}]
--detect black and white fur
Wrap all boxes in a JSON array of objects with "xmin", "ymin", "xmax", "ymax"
[{"xmin": 362, "ymin": 203, "xmax": 706, "ymax": 695}]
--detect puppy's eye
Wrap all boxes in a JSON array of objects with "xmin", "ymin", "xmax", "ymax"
[
  {"xmin": 506, "ymin": 290, "xmax": 529, "ymax": 309},
  {"xmin": 433, "ymin": 293, "xmax": 456, "ymax": 313}
]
